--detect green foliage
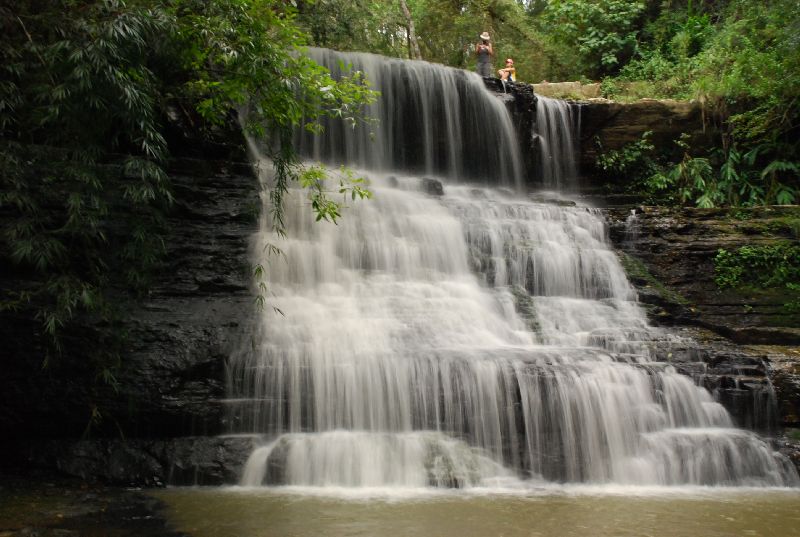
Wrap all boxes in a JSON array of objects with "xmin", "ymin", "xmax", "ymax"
[
  {"xmin": 596, "ymin": 130, "xmax": 656, "ymax": 177},
  {"xmin": 598, "ymin": 78, "xmax": 623, "ymax": 99},
  {"xmin": 596, "ymin": 128, "xmax": 797, "ymax": 208},
  {"xmin": 297, "ymin": 0, "xmax": 558, "ymax": 83},
  {"xmin": 595, "ymin": 131, "xmax": 677, "ymax": 202},
  {"xmin": 174, "ymin": 0, "xmax": 377, "ymax": 137},
  {"xmin": 299, "ymin": 165, "xmax": 373, "ymax": 223},
  {"xmin": 715, "ymin": 244, "xmax": 800, "ymax": 289},
  {"xmin": 1, "ymin": 0, "xmax": 376, "ymax": 431},
  {"xmin": 714, "ymin": 243, "xmax": 800, "ymax": 311},
  {"xmin": 542, "ymin": 0, "xmax": 646, "ymax": 77},
  {"xmin": 173, "ymin": 0, "xmax": 377, "ymax": 237},
  {"xmin": 650, "ymin": 140, "xmax": 799, "ymax": 208},
  {"xmin": 612, "ymin": 50, "xmax": 695, "ymax": 99},
  {"xmin": 601, "ymin": 0, "xmax": 800, "ymax": 206},
  {"xmin": 691, "ymin": 1, "xmax": 800, "ymax": 198},
  {"xmin": 650, "ymin": 144, "xmax": 714, "ymax": 207},
  {"xmin": 1, "ymin": 1, "xmax": 173, "ymax": 355},
  {"xmin": 611, "ymin": 3, "xmax": 713, "ymax": 97},
  {"xmin": 297, "ymin": 0, "xmax": 408, "ymax": 57},
  {"xmin": 713, "ymin": 248, "xmax": 744, "ymax": 289},
  {"xmin": 778, "ymin": 218, "xmax": 800, "ymax": 239}
]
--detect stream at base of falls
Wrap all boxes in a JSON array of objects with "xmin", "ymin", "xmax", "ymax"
[{"xmin": 154, "ymin": 486, "xmax": 800, "ymax": 537}]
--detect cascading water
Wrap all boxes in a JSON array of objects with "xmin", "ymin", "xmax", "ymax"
[
  {"xmin": 227, "ymin": 50, "xmax": 799, "ymax": 489},
  {"xmin": 534, "ymin": 96, "xmax": 580, "ymax": 190},
  {"xmin": 294, "ymin": 48, "xmax": 523, "ymax": 189}
]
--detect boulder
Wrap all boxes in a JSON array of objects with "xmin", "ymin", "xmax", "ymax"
[{"xmin": 420, "ymin": 177, "xmax": 444, "ymax": 196}]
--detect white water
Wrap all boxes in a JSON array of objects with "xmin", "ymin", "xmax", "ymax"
[
  {"xmin": 241, "ymin": 430, "xmax": 514, "ymax": 488},
  {"xmin": 228, "ymin": 51, "xmax": 798, "ymax": 490},
  {"xmin": 294, "ymin": 48, "xmax": 523, "ymax": 189},
  {"xmin": 534, "ymin": 96, "xmax": 580, "ymax": 189}
]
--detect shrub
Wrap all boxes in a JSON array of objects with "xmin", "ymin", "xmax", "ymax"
[{"xmin": 714, "ymin": 243, "xmax": 800, "ymax": 311}]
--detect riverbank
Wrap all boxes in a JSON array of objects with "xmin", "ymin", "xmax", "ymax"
[{"xmin": 0, "ymin": 472, "xmax": 184, "ymax": 537}]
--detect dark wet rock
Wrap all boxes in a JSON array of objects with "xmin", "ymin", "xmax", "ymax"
[
  {"xmin": 621, "ymin": 326, "xmax": 784, "ymax": 433},
  {"xmin": 27, "ymin": 436, "xmax": 256, "ymax": 486},
  {"xmin": 162, "ymin": 103, "xmax": 247, "ymax": 163},
  {"xmin": 606, "ymin": 205, "xmax": 800, "ymax": 345},
  {"xmin": 770, "ymin": 351, "xmax": 800, "ymax": 428},
  {"xmin": 0, "ymin": 156, "xmax": 258, "ymax": 479},
  {"xmin": 469, "ymin": 188, "xmax": 488, "ymax": 199},
  {"xmin": 777, "ymin": 432, "xmax": 800, "ymax": 470},
  {"xmin": 604, "ymin": 205, "xmax": 800, "ymax": 446},
  {"xmin": 496, "ymin": 188, "xmax": 516, "ymax": 198},
  {"xmin": 420, "ymin": 177, "xmax": 444, "ymax": 196},
  {"xmin": 528, "ymin": 194, "xmax": 577, "ymax": 206},
  {"xmin": 387, "ymin": 175, "xmax": 399, "ymax": 188}
]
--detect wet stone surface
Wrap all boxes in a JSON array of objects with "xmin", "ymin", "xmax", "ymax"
[{"xmin": 603, "ymin": 205, "xmax": 800, "ymax": 468}]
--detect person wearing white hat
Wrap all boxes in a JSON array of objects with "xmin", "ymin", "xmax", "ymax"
[{"xmin": 475, "ymin": 32, "xmax": 494, "ymax": 77}]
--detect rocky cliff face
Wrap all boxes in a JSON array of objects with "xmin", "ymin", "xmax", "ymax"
[
  {"xmin": 606, "ymin": 206, "xmax": 800, "ymax": 344},
  {"xmin": 0, "ymin": 149, "xmax": 260, "ymax": 484},
  {"xmin": 482, "ymin": 78, "xmax": 539, "ymax": 187},
  {"xmin": 578, "ymin": 98, "xmax": 716, "ymax": 176}
]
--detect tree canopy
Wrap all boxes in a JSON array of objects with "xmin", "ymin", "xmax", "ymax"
[
  {"xmin": 294, "ymin": 0, "xmax": 799, "ymax": 208},
  {"xmin": 0, "ymin": 0, "xmax": 375, "ymax": 398}
]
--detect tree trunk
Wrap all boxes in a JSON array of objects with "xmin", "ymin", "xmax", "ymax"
[{"xmin": 399, "ymin": 0, "xmax": 421, "ymax": 60}]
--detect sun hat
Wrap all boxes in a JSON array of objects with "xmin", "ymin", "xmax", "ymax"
[{"xmin": 479, "ymin": 32, "xmax": 491, "ymax": 41}]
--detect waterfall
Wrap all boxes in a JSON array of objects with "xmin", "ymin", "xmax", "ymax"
[
  {"xmin": 624, "ymin": 209, "xmax": 640, "ymax": 248},
  {"xmin": 534, "ymin": 96, "xmax": 580, "ymax": 190},
  {"xmin": 294, "ymin": 48, "xmax": 523, "ymax": 190},
  {"xmin": 228, "ymin": 50, "xmax": 799, "ymax": 489}
]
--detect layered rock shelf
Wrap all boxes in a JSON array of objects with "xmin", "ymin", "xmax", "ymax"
[
  {"xmin": 579, "ymin": 98, "xmax": 715, "ymax": 172},
  {"xmin": 606, "ymin": 206, "xmax": 800, "ymax": 345},
  {"xmin": 0, "ymin": 153, "xmax": 260, "ymax": 484}
]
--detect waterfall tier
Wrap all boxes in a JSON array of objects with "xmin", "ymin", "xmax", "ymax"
[
  {"xmin": 294, "ymin": 48, "xmax": 523, "ymax": 189},
  {"xmin": 534, "ymin": 96, "xmax": 580, "ymax": 190}
]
